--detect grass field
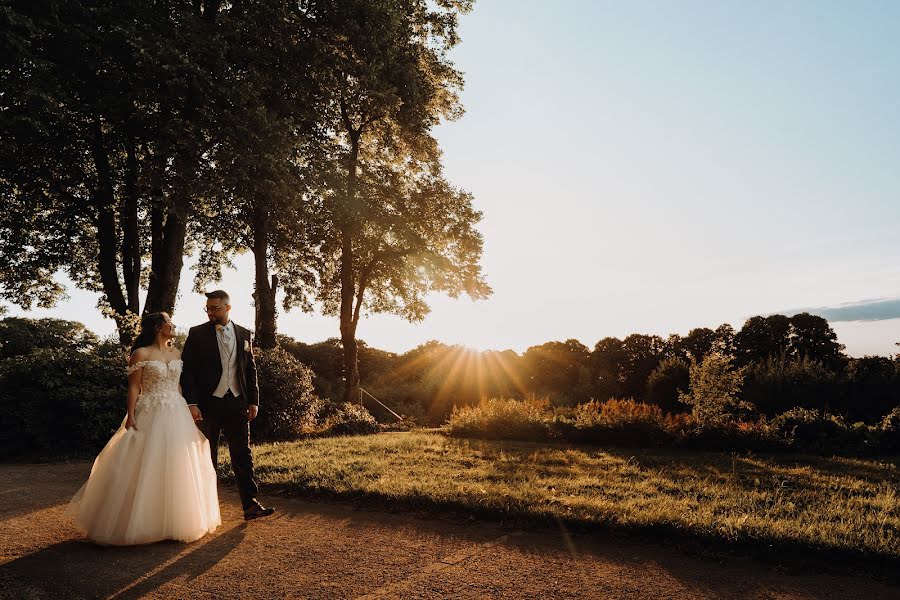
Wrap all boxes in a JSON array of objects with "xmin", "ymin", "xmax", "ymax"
[{"xmin": 222, "ymin": 431, "xmax": 900, "ymax": 564}]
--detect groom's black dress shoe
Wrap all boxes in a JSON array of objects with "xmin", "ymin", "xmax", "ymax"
[{"xmin": 243, "ymin": 501, "xmax": 275, "ymax": 521}]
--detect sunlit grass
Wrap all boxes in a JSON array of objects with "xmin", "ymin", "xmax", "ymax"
[{"xmin": 220, "ymin": 432, "xmax": 900, "ymax": 559}]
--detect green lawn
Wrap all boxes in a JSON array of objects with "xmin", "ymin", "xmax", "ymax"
[{"xmin": 222, "ymin": 431, "xmax": 900, "ymax": 561}]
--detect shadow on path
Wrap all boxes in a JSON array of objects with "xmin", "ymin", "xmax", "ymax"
[{"xmin": 0, "ymin": 522, "xmax": 245, "ymax": 599}]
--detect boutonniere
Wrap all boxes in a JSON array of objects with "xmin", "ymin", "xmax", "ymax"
[{"xmin": 244, "ymin": 340, "xmax": 251, "ymax": 352}]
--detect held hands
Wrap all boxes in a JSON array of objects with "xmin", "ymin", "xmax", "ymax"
[
  {"xmin": 189, "ymin": 405, "xmax": 203, "ymax": 422},
  {"xmin": 125, "ymin": 414, "xmax": 138, "ymax": 430},
  {"xmin": 247, "ymin": 404, "xmax": 259, "ymax": 421}
]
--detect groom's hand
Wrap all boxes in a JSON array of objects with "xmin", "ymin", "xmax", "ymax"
[
  {"xmin": 189, "ymin": 405, "xmax": 203, "ymax": 421},
  {"xmin": 247, "ymin": 405, "xmax": 259, "ymax": 421}
]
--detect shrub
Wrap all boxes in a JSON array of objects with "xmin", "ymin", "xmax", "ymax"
[
  {"xmin": 557, "ymin": 397, "xmax": 668, "ymax": 446},
  {"xmin": 875, "ymin": 406, "xmax": 900, "ymax": 453},
  {"xmin": 323, "ymin": 402, "xmax": 381, "ymax": 436},
  {"xmin": 446, "ymin": 397, "xmax": 552, "ymax": 442},
  {"xmin": 880, "ymin": 406, "xmax": 900, "ymax": 433},
  {"xmin": 294, "ymin": 395, "xmax": 381, "ymax": 436},
  {"xmin": 598, "ymin": 397, "xmax": 664, "ymax": 426},
  {"xmin": 0, "ymin": 317, "xmax": 99, "ymax": 359},
  {"xmin": 0, "ymin": 349, "xmax": 125, "ymax": 458},
  {"xmin": 770, "ymin": 408, "xmax": 850, "ymax": 453},
  {"xmin": 676, "ymin": 417, "xmax": 784, "ymax": 453},
  {"xmin": 252, "ymin": 346, "xmax": 318, "ymax": 440},
  {"xmin": 680, "ymin": 352, "xmax": 755, "ymax": 426}
]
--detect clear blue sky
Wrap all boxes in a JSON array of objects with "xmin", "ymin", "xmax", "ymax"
[{"xmin": 9, "ymin": 0, "xmax": 900, "ymax": 356}]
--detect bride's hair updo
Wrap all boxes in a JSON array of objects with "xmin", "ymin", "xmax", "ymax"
[{"xmin": 129, "ymin": 312, "xmax": 172, "ymax": 355}]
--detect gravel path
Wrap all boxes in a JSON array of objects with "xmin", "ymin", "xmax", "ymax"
[{"xmin": 0, "ymin": 461, "xmax": 896, "ymax": 599}]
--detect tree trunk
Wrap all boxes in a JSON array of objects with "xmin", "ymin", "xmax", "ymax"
[
  {"xmin": 252, "ymin": 199, "xmax": 278, "ymax": 349},
  {"xmin": 340, "ymin": 225, "xmax": 359, "ymax": 403},
  {"xmin": 90, "ymin": 124, "xmax": 131, "ymax": 345},
  {"xmin": 340, "ymin": 130, "xmax": 361, "ymax": 404},
  {"xmin": 144, "ymin": 204, "xmax": 187, "ymax": 315},
  {"xmin": 121, "ymin": 137, "xmax": 141, "ymax": 315},
  {"xmin": 144, "ymin": 151, "xmax": 188, "ymax": 316}
]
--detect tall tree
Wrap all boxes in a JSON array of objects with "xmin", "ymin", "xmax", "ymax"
[
  {"xmin": 523, "ymin": 340, "xmax": 592, "ymax": 404},
  {"xmin": 189, "ymin": 0, "xmax": 323, "ymax": 348},
  {"xmin": 0, "ymin": 1, "xmax": 226, "ymax": 343},
  {"xmin": 735, "ymin": 315, "xmax": 792, "ymax": 365},
  {"xmin": 787, "ymin": 312, "xmax": 846, "ymax": 368},
  {"xmin": 679, "ymin": 327, "xmax": 718, "ymax": 361},
  {"xmin": 619, "ymin": 333, "xmax": 668, "ymax": 399},
  {"xmin": 590, "ymin": 337, "xmax": 627, "ymax": 400},
  {"xmin": 308, "ymin": 0, "xmax": 487, "ymax": 402}
]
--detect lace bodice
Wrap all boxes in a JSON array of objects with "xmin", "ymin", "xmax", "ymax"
[{"xmin": 127, "ymin": 359, "xmax": 185, "ymax": 411}]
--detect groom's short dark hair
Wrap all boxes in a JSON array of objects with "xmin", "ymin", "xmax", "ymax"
[{"xmin": 205, "ymin": 290, "xmax": 230, "ymax": 303}]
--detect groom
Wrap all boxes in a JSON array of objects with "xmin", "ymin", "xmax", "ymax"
[{"xmin": 181, "ymin": 289, "xmax": 275, "ymax": 520}]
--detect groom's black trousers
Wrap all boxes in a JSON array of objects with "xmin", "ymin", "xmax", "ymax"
[{"xmin": 198, "ymin": 391, "xmax": 259, "ymax": 510}]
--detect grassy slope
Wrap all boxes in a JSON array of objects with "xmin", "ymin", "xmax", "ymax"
[{"xmin": 221, "ymin": 431, "xmax": 900, "ymax": 566}]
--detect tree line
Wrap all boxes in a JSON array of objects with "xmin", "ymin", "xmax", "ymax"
[
  {"xmin": 285, "ymin": 313, "xmax": 900, "ymax": 425},
  {"xmin": 1, "ymin": 313, "xmax": 897, "ymax": 427},
  {"xmin": 0, "ymin": 0, "xmax": 488, "ymax": 403}
]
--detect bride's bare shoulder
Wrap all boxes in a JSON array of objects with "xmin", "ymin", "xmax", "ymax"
[{"xmin": 129, "ymin": 347, "xmax": 152, "ymax": 364}]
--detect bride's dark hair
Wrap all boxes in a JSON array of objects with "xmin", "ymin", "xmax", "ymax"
[{"xmin": 129, "ymin": 312, "xmax": 171, "ymax": 355}]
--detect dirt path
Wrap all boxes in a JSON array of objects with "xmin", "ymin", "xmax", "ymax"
[{"xmin": 0, "ymin": 461, "xmax": 896, "ymax": 599}]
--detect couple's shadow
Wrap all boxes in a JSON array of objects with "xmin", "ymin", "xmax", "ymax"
[{"xmin": 0, "ymin": 521, "xmax": 246, "ymax": 599}]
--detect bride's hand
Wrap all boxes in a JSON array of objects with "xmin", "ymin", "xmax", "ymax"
[{"xmin": 125, "ymin": 415, "xmax": 138, "ymax": 430}]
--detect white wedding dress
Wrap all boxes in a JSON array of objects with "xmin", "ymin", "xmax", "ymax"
[{"xmin": 67, "ymin": 359, "xmax": 221, "ymax": 545}]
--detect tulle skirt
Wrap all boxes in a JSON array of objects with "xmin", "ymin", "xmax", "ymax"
[{"xmin": 67, "ymin": 398, "xmax": 221, "ymax": 546}]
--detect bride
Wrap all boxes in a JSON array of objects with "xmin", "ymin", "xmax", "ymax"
[{"xmin": 67, "ymin": 312, "xmax": 221, "ymax": 545}]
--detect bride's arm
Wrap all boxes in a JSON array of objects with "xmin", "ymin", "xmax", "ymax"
[
  {"xmin": 126, "ymin": 348, "xmax": 149, "ymax": 429},
  {"xmin": 174, "ymin": 349, "xmax": 185, "ymax": 396}
]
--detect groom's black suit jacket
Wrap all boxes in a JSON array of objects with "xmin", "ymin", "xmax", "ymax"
[{"xmin": 180, "ymin": 320, "xmax": 260, "ymax": 410}]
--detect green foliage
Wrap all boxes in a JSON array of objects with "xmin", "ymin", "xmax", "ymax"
[
  {"xmin": 0, "ymin": 317, "xmax": 99, "ymax": 359},
  {"xmin": 742, "ymin": 355, "xmax": 838, "ymax": 417},
  {"xmin": 0, "ymin": 349, "xmax": 125, "ymax": 458},
  {"xmin": 877, "ymin": 406, "xmax": 900, "ymax": 453},
  {"xmin": 322, "ymin": 403, "xmax": 381, "ymax": 437},
  {"xmin": 589, "ymin": 326, "xmax": 739, "ymax": 404},
  {"xmin": 252, "ymin": 347, "xmax": 318, "ymax": 440},
  {"xmin": 788, "ymin": 312, "xmax": 846, "ymax": 369},
  {"xmin": 676, "ymin": 418, "xmax": 783, "ymax": 453},
  {"xmin": 645, "ymin": 357, "xmax": 691, "ymax": 413},
  {"xmin": 588, "ymin": 338, "xmax": 625, "ymax": 400},
  {"xmin": 674, "ymin": 327, "xmax": 718, "ymax": 361},
  {"xmin": 446, "ymin": 396, "xmax": 786, "ymax": 452},
  {"xmin": 770, "ymin": 408, "xmax": 853, "ymax": 453},
  {"xmin": 522, "ymin": 339, "xmax": 592, "ymax": 405},
  {"xmin": 308, "ymin": 0, "xmax": 488, "ymax": 402},
  {"xmin": 839, "ymin": 356, "xmax": 900, "ymax": 423},
  {"xmin": 880, "ymin": 406, "xmax": 900, "ymax": 433},
  {"xmin": 0, "ymin": 0, "xmax": 231, "ymax": 330},
  {"xmin": 680, "ymin": 352, "xmax": 755, "ymax": 425},
  {"xmin": 296, "ymin": 396, "xmax": 380, "ymax": 437},
  {"xmin": 766, "ymin": 408, "xmax": 891, "ymax": 454},
  {"xmin": 736, "ymin": 313, "xmax": 845, "ymax": 368}
]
